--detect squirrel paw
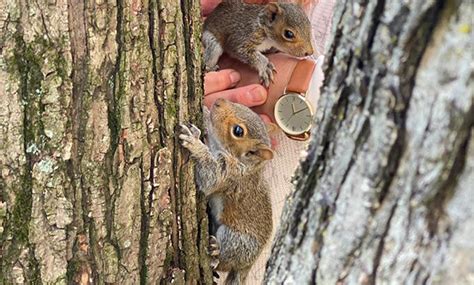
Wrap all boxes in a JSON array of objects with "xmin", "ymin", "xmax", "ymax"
[
  {"xmin": 188, "ymin": 123, "xmax": 201, "ymax": 138},
  {"xmin": 208, "ymin": 235, "xmax": 221, "ymax": 284},
  {"xmin": 179, "ymin": 124, "xmax": 204, "ymax": 154},
  {"xmin": 208, "ymin": 235, "xmax": 220, "ymax": 269},
  {"xmin": 259, "ymin": 61, "xmax": 276, "ymax": 87}
]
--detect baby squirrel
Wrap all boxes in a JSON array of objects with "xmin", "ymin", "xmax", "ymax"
[
  {"xmin": 203, "ymin": 0, "xmax": 314, "ymax": 87},
  {"xmin": 179, "ymin": 98, "xmax": 274, "ymax": 284}
]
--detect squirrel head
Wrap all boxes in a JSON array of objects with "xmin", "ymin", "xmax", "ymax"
[
  {"xmin": 209, "ymin": 98, "xmax": 274, "ymax": 166},
  {"xmin": 261, "ymin": 2, "xmax": 314, "ymax": 57}
]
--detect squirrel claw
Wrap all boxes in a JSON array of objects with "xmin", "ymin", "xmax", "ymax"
[
  {"xmin": 260, "ymin": 61, "xmax": 276, "ymax": 87},
  {"xmin": 208, "ymin": 235, "xmax": 220, "ymax": 270},
  {"xmin": 180, "ymin": 123, "xmax": 201, "ymax": 139},
  {"xmin": 188, "ymin": 124, "xmax": 202, "ymax": 138},
  {"xmin": 179, "ymin": 123, "xmax": 206, "ymax": 155},
  {"xmin": 213, "ymin": 271, "xmax": 220, "ymax": 284}
]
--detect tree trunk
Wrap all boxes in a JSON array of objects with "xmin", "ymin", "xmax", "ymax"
[
  {"xmin": 265, "ymin": 0, "xmax": 473, "ymax": 284},
  {"xmin": 0, "ymin": 0, "xmax": 212, "ymax": 284}
]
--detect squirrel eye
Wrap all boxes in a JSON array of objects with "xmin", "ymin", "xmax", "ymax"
[
  {"xmin": 283, "ymin": 30, "xmax": 295, "ymax": 40},
  {"xmin": 232, "ymin": 125, "xmax": 244, "ymax": 138}
]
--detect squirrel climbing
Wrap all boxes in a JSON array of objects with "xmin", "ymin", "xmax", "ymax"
[
  {"xmin": 179, "ymin": 98, "xmax": 274, "ymax": 284},
  {"xmin": 203, "ymin": 0, "xmax": 314, "ymax": 87}
]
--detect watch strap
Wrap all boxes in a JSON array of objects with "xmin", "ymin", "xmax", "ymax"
[{"xmin": 286, "ymin": 59, "xmax": 316, "ymax": 95}]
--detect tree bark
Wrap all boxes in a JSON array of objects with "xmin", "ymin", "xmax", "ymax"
[
  {"xmin": 265, "ymin": 0, "xmax": 473, "ymax": 284},
  {"xmin": 0, "ymin": 0, "xmax": 212, "ymax": 284}
]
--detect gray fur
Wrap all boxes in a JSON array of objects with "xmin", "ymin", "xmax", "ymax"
[
  {"xmin": 216, "ymin": 225, "xmax": 260, "ymax": 268},
  {"xmin": 179, "ymin": 100, "xmax": 273, "ymax": 285},
  {"xmin": 203, "ymin": 1, "xmax": 313, "ymax": 86},
  {"xmin": 203, "ymin": 31, "xmax": 223, "ymax": 71}
]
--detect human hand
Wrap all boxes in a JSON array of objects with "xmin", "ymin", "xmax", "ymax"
[
  {"xmin": 201, "ymin": 0, "xmax": 221, "ymax": 17},
  {"xmin": 200, "ymin": 0, "xmax": 322, "ymax": 132},
  {"xmin": 217, "ymin": 53, "xmax": 307, "ymax": 124},
  {"xmin": 203, "ymin": 69, "xmax": 268, "ymax": 112}
]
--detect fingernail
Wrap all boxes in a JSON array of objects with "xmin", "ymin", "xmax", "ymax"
[
  {"xmin": 229, "ymin": 71, "xmax": 241, "ymax": 85},
  {"xmin": 247, "ymin": 87, "xmax": 266, "ymax": 103}
]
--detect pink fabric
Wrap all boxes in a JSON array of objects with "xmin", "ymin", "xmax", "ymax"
[{"xmin": 310, "ymin": 0, "xmax": 336, "ymax": 56}]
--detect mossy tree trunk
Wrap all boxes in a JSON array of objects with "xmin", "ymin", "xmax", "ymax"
[
  {"xmin": 0, "ymin": 0, "xmax": 212, "ymax": 283},
  {"xmin": 265, "ymin": 0, "xmax": 473, "ymax": 284}
]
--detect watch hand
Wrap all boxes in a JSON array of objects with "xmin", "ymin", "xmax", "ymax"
[
  {"xmin": 286, "ymin": 113, "xmax": 295, "ymax": 125},
  {"xmin": 291, "ymin": 103, "xmax": 296, "ymax": 113},
  {"xmin": 293, "ymin": 106, "xmax": 308, "ymax": 115}
]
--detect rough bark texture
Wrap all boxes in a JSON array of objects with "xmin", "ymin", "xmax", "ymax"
[
  {"xmin": 0, "ymin": 0, "xmax": 212, "ymax": 284},
  {"xmin": 265, "ymin": 0, "xmax": 473, "ymax": 284}
]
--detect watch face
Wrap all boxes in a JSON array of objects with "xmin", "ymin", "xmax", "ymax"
[{"xmin": 274, "ymin": 93, "xmax": 313, "ymax": 135}]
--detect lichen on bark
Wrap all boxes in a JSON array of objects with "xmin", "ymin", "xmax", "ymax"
[
  {"xmin": 265, "ymin": 0, "xmax": 473, "ymax": 284},
  {"xmin": 1, "ymin": 0, "xmax": 210, "ymax": 283}
]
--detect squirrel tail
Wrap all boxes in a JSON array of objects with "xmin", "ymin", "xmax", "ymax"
[{"xmin": 224, "ymin": 268, "xmax": 250, "ymax": 285}]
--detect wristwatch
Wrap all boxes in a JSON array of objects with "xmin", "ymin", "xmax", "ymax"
[{"xmin": 274, "ymin": 58, "xmax": 316, "ymax": 141}]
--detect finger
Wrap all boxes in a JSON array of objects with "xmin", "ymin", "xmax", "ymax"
[
  {"xmin": 259, "ymin": 114, "xmax": 279, "ymax": 149},
  {"xmin": 260, "ymin": 115, "xmax": 278, "ymax": 149},
  {"xmin": 204, "ymin": 69, "xmax": 241, "ymax": 95},
  {"xmin": 203, "ymin": 84, "xmax": 268, "ymax": 108},
  {"xmin": 201, "ymin": 0, "xmax": 222, "ymax": 16},
  {"xmin": 259, "ymin": 114, "xmax": 272, "ymax": 124}
]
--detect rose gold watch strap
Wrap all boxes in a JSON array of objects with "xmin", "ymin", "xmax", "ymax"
[{"xmin": 286, "ymin": 59, "xmax": 316, "ymax": 95}]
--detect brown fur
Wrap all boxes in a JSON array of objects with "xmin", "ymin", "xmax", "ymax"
[
  {"xmin": 203, "ymin": 1, "xmax": 313, "ymax": 86},
  {"xmin": 179, "ymin": 99, "xmax": 274, "ymax": 284},
  {"xmin": 218, "ymin": 178, "xmax": 272, "ymax": 245}
]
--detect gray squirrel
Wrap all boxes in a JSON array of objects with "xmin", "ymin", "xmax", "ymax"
[
  {"xmin": 203, "ymin": 0, "xmax": 314, "ymax": 87},
  {"xmin": 179, "ymin": 98, "xmax": 274, "ymax": 284}
]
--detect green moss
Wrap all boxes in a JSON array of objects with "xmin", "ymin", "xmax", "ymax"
[
  {"xmin": 166, "ymin": 95, "xmax": 177, "ymax": 119},
  {"xmin": 103, "ymin": 242, "xmax": 119, "ymax": 282},
  {"xmin": 28, "ymin": 249, "xmax": 42, "ymax": 284},
  {"xmin": 3, "ymin": 31, "xmax": 52, "ymax": 283},
  {"xmin": 5, "ymin": 33, "xmax": 45, "ymax": 244},
  {"xmin": 108, "ymin": 51, "xmax": 127, "ymax": 155},
  {"xmin": 53, "ymin": 35, "xmax": 69, "ymax": 80},
  {"xmin": 10, "ymin": 178, "xmax": 32, "ymax": 243}
]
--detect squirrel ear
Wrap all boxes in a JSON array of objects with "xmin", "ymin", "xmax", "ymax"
[
  {"xmin": 256, "ymin": 144, "xmax": 274, "ymax": 161},
  {"xmin": 265, "ymin": 2, "xmax": 282, "ymax": 22}
]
